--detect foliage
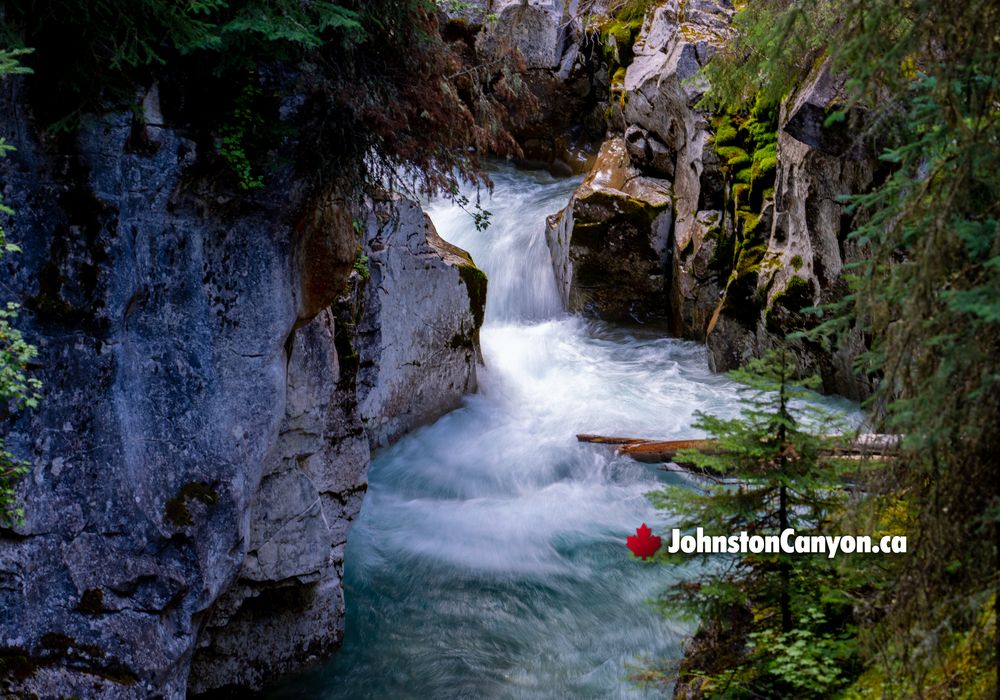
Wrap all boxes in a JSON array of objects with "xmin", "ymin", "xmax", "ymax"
[
  {"xmin": 697, "ymin": 0, "xmax": 1000, "ymax": 693},
  {"xmin": 216, "ymin": 80, "xmax": 265, "ymax": 190},
  {"xmin": 0, "ymin": 49, "xmax": 41, "ymax": 528},
  {"xmin": 697, "ymin": 0, "xmax": 837, "ymax": 114},
  {"xmin": 595, "ymin": 0, "xmax": 657, "ymax": 71},
  {"xmin": 646, "ymin": 350, "xmax": 861, "ymax": 696},
  {"xmin": 2, "ymin": 0, "xmax": 526, "ymax": 200},
  {"xmin": 352, "ymin": 246, "xmax": 370, "ymax": 281}
]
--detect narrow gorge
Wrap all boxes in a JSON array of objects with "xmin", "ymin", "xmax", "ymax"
[{"xmin": 2, "ymin": 0, "xmax": 995, "ymax": 698}]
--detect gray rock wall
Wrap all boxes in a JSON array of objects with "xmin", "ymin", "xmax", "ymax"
[
  {"xmin": 544, "ymin": 1, "xmax": 730, "ymax": 327},
  {"xmin": 543, "ymin": 0, "xmax": 878, "ymax": 397},
  {"xmin": 356, "ymin": 200, "xmax": 484, "ymax": 448},
  {"xmin": 447, "ymin": 0, "xmax": 608, "ymax": 173},
  {"xmin": 0, "ymin": 80, "xmax": 484, "ymax": 696},
  {"xmin": 621, "ymin": 0, "xmax": 732, "ymax": 336}
]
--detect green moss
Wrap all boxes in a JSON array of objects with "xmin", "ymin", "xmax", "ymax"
[
  {"xmin": 164, "ymin": 482, "xmax": 219, "ymax": 527},
  {"xmin": 457, "ymin": 263, "xmax": 487, "ymax": 330},
  {"xmin": 790, "ymin": 254, "xmax": 804, "ymax": 270},
  {"xmin": 599, "ymin": 0, "xmax": 655, "ymax": 70},
  {"xmin": 770, "ymin": 275, "xmax": 813, "ymax": 314},
  {"xmin": 736, "ymin": 211, "xmax": 762, "ymax": 237},
  {"xmin": 716, "ymin": 145, "xmax": 751, "ymax": 168},
  {"xmin": 712, "ymin": 115, "xmax": 739, "ymax": 146},
  {"xmin": 722, "ymin": 241, "xmax": 770, "ymax": 326},
  {"xmin": 705, "ymin": 94, "xmax": 782, "ymax": 324},
  {"xmin": 607, "ymin": 21, "xmax": 633, "ymax": 46},
  {"xmin": 600, "ymin": 18, "xmax": 641, "ymax": 67},
  {"xmin": 735, "ymin": 242, "xmax": 768, "ymax": 277},
  {"xmin": 751, "ymin": 141, "xmax": 778, "ymax": 180},
  {"xmin": 614, "ymin": 0, "xmax": 656, "ymax": 22},
  {"xmin": 732, "ymin": 183, "xmax": 750, "ymax": 205}
]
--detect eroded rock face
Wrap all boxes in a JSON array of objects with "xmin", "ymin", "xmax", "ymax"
[
  {"xmin": 543, "ymin": 1, "xmax": 733, "ymax": 329},
  {"xmin": 187, "ymin": 310, "xmax": 369, "ymax": 694},
  {"xmin": 188, "ymin": 200, "xmax": 486, "ymax": 691},
  {"xmin": 355, "ymin": 199, "xmax": 485, "ymax": 449},
  {"xmin": 621, "ymin": 0, "xmax": 733, "ymax": 338},
  {"xmin": 706, "ymin": 62, "xmax": 878, "ymax": 398},
  {"xmin": 448, "ymin": 0, "xmax": 606, "ymax": 173},
  {"xmin": 473, "ymin": 0, "xmax": 571, "ymax": 70},
  {"xmin": 0, "ymin": 80, "xmax": 484, "ymax": 696},
  {"xmin": 546, "ymin": 137, "xmax": 673, "ymax": 323}
]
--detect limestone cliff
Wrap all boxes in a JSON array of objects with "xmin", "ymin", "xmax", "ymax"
[
  {"xmin": 545, "ymin": 0, "xmax": 732, "ymax": 327},
  {"xmin": 706, "ymin": 62, "xmax": 878, "ymax": 399},
  {"xmin": 537, "ymin": 0, "xmax": 878, "ymax": 397},
  {"xmin": 0, "ymin": 79, "xmax": 485, "ymax": 697},
  {"xmin": 447, "ymin": 0, "xmax": 608, "ymax": 173}
]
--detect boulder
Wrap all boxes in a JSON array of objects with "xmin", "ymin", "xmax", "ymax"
[
  {"xmin": 546, "ymin": 137, "xmax": 673, "ymax": 323},
  {"xmin": 618, "ymin": 0, "xmax": 733, "ymax": 335}
]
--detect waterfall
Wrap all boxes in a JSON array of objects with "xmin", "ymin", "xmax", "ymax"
[{"xmin": 268, "ymin": 165, "xmax": 853, "ymax": 698}]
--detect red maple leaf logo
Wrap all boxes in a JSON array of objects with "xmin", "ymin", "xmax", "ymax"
[{"xmin": 627, "ymin": 523, "xmax": 661, "ymax": 560}]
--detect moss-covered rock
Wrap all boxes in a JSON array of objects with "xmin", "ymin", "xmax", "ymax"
[
  {"xmin": 457, "ymin": 263, "xmax": 488, "ymax": 330},
  {"xmin": 546, "ymin": 138, "xmax": 673, "ymax": 324},
  {"xmin": 716, "ymin": 145, "xmax": 751, "ymax": 168}
]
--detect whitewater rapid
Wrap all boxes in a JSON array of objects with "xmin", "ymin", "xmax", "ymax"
[{"xmin": 269, "ymin": 165, "xmax": 854, "ymax": 699}]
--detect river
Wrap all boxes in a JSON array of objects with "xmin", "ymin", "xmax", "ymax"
[{"xmin": 268, "ymin": 165, "xmax": 856, "ymax": 698}]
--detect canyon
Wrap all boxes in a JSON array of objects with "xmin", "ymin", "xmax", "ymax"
[{"xmin": 0, "ymin": 0, "xmax": 880, "ymax": 695}]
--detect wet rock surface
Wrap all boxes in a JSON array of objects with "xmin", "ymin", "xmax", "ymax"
[
  {"xmin": 354, "ymin": 199, "xmax": 485, "ymax": 449},
  {"xmin": 546, "ymin": 137, "xmax": 673, "ymax": 323},
  {"xmin": 0, "ymin": 81, "xmax": 484, "ymax": 696}
]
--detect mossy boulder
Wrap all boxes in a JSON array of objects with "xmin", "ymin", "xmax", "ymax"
[{"xmin": 546, "ymin": 138, "xmax": 673, "ymax": 324}]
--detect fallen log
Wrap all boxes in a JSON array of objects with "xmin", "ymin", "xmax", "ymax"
[
  {"xmin": 618, "ymin": 439, "xmax": 719, "ymax": 463},
  {"xmin": 578, "ymin": 433, "xmax": 901, "ymax": 465},
  {"xmin": 575, "ymin": 434, "xmax": 652, "ymax": 445}
]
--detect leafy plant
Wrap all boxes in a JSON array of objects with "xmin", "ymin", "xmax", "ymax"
[
  {"xmin": 0, "ymin": 48, "xmax": 41, "ymax": 527},
  {"xmin": 2, "ymin": 0, "xmax": 528, "ymax": 205},
  {"xmin": 352, "ymin": 246, "xmax": 370, "ymax": 281},
  {"xmin": 216, "ymin": 80, "xmax": 265, "ymax": 190}
]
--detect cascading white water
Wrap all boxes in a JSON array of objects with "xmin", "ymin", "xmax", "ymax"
[{"xmin": 269, "ymin": 165, "xmax": 856, "ymax": 699}]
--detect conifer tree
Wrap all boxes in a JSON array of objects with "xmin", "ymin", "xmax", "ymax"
[{"xmin": 648, "ymin": 349, "xmax": 858, "ymax": 697}]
